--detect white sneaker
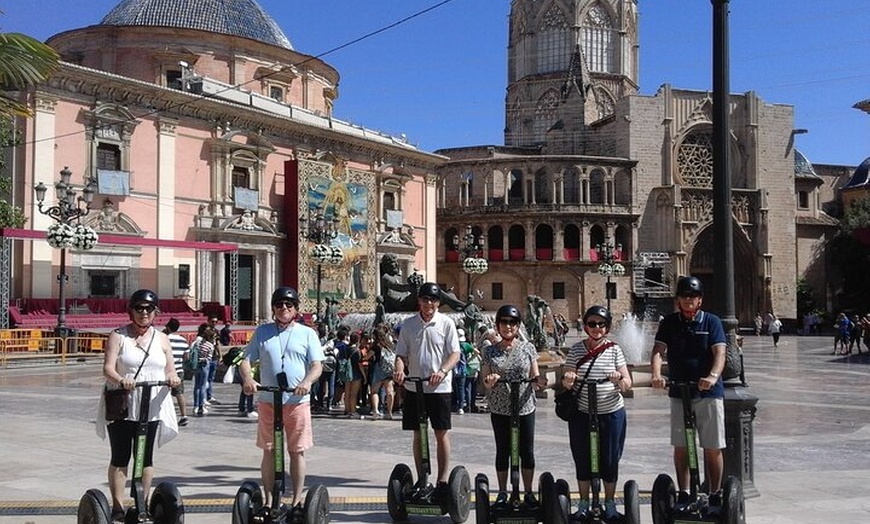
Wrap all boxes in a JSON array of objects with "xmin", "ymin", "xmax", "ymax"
[
  {"xmin": 246, "ymin": 411, "xmax": 258, "ymax": 419},
  {"xmin": 458, "ymin": 408, "xmax": 464, "ymax": 415}
]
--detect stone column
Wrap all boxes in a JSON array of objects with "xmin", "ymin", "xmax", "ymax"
[{"xmin": 723, "ymin": 384, "xmax": 760, "ymax": 498}]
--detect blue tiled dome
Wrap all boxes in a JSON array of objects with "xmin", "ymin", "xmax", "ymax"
[{"xmin": 100, "ymin": 0, "xmax": 293, "ymax": 50}]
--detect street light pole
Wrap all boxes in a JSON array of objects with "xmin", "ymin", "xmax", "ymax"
[
  {"xmin": 34, "ymin": 167, "xmax": 97, "ymax": 337},
  {"xmin": 596, "ymin": 237, "xmax": 625, "ymax": 313},
  {"xmin": 453, "ymin": 225, "xmax": 487, "ymax": 299},
  {"xmin": 301, "ymin": 205, "xmax": 340, "ymax": 322}
]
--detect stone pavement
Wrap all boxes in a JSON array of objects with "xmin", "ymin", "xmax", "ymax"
[{"xmin": 1, "ymin": 334, "xmax": 869, "ymax": 523}]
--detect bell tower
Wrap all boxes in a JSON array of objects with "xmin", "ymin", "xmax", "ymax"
[{"xmin": 505, "ymin": 0, "xmax": 639, "ymax": 154}]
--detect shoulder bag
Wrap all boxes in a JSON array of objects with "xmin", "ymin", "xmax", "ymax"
[{"xmin": 554, "ymin": 341, "xmax": 615, "ymax": 421}]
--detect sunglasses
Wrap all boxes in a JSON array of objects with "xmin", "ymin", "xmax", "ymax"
[
  {"xmin": 585, "ymin": 321, "xmax": 607, "ymax": 328},
  {"xmin": 273, "ymin": 301, "xmax": 296, "ymax": 309},
  {"xmin": 498, "ymin": 319, "xmax": 520, "ymax": 327},
  {"xmin": 133, "ymin": 305, "xmax": 156, "ymax": 314}
]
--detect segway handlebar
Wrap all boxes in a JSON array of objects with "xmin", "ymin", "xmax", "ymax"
[
  {"xmin": 256, "ymin": 385, "xmax": 296, "ymax": 393},
  {"xmin": 403, "ymin": 376, "xmax": 432, "ymax": 384},
  {"xmin": 133, "ymin": 380, "xmax": 171, "ymax": 388},
  {"xmin": 495, "ymin": 376, "xmax": 540, "ymax": 386},
  {"xmin": 574, "ymin": 376, "xmax": 615, "ymax": 386}
]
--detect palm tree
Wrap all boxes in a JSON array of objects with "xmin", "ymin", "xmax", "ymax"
[{"xmin": 0, "ymin": 32, "xmax": 60, "ymax": 117}]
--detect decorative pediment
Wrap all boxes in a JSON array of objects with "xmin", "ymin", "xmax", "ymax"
[
  {"xmin": 222, "ymin": 210, "xmax": 279, "ymax": 235},
  {"xmin": 678, "ymin": 97, "xmax": 713, "ymax": 136},
  {"xmin": 84, "ymin": 199, "xmax": 143, "ymax": 234}
]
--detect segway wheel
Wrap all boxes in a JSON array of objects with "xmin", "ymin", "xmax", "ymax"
[
  {"xmin": 475, "ymin": 474, "xmax": 490, "ymax": 524},
  {"xmin": 447, "ymin": 465, "xmax": 471, "ymax": 523},
  {"xmin": 77, "ymin": 488, "xmax": 111, "ymax": 524},
  {"xmin": 302, "ymin": 485, "xmax": 330, "ymax": 524},
  {"xmin": 150, "ymin": 481, "xmax": 184, "ymax": 524},
  {"xmin": 232, "ymin": 481, "xmax": 264, "ymax": 524},
  {"xmin": 722, "ymin": 476, "xmax": 744, "ymax": 524},
  {"xmin": 623, "ymin": 480, "xmax": 641, "ymax": 524},
  {"xmin": 651, "ymin": 474, "xmax": 675, "ymax": 524},
  {"xmin": 538, "ymin": 472, "xmax": 555, "ymax": 524},
  {"xmin": 387, "ymin": 463, "xmax": 413, "ymax": 522}
]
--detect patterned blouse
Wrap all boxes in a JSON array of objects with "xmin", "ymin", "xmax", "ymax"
[{"xmin": 482, "ymin": 340, "xmax": 538, "ymax": 416}]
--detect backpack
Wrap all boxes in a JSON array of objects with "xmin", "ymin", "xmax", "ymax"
[
  {"xmin": 379, "ymin": 348, "xmax": 396, "ymax": 376},
  {"xmin": 454, "ymin": 347, "xmax": 467, "ymax": 377},
  {"xmin": 322, "ymin": 345, "xmax": 336, "ymax": 373},
  {"xmin": 338, "ymin": 357, "xmax": 354, "ymax": 384},
  {"xmin": 184, "ymin": 341, "xmax": 200, "ymax": 373}
]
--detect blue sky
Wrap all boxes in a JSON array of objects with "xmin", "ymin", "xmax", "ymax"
[{"xmin": 3, "ymin": 0, "xmax": 868, "ymax": 166}]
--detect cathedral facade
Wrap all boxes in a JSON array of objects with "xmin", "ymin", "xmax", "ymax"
[{"xmin": 434, "ymin": 0, "xmax": 840, "ymax": 327}]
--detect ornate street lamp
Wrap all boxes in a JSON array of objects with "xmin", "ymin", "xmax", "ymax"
[
  {"xmin": 596, "ymin": 237, "xmax": 625, "ymax": 313},
  {"xmin": 34, "ymin": 167, "xmax": 99, "ymax": 337},
  {"xmin": 301, "ymin": 205, "xmax": 342, "ymax": 321},
  {"xmin": 453, "ymin": 225, "xmax": 487, "ymax": 299}
]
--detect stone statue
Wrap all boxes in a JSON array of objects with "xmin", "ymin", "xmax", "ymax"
[
  {"xmin": 524, "ymin": 294, "xmax": 550, "ymax": 350},
  {"xmin": 324, "ymin": 297, "xmax": 340, "ymax": 334},
  {"xmin": 463, "ymin": 295, "xmax": 483, "ymax": 345},
  {"xmin": 379, "ymin": 253, "xmax": 468, "ymax": 313},
  {"xmin": 374, "ymin": 295, "xmax": 386, "ymax": 327}
]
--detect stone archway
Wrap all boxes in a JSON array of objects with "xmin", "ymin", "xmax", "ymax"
[{"xmin": 689, "ymin": 224, "xmax": 758, "ymax": 327}]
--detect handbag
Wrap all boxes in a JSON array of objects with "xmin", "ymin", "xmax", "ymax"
[
  {"xmin": 103, "ymin": 331, "xmax": 152, "ymax": 421},
  {"xmin": 554, "ymin": 341, "xmax": 615, "ymax": 421}
]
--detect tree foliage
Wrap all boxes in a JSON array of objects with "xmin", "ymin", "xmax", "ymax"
[
  {"xmin": 0, "ymin": 32, "xmax": 60, "ymax": 117},
  {"xmin": 828, "ymin": 197, "xmax": 870, "ymax": 311},
  {"xmin": 0, "ymin": 114, "xmax": 25, "ymax": 227}
]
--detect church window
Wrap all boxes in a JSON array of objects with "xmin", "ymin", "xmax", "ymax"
[
  {"xmin": 96, "ymin": 143, "xmax": 121, "ymax": 170},
  {"xmin": 533, "ymin": 90, "xmax": 560, "ymax": 143},
  {"xmin": 798, "ymin": 191, "xmax": 809, "ymax": 209},
  {"xmin": 583, "ymin": 4, "xmax": 616, "ymax": 73},
  {"xmin": 538, "ymin": 5, "xmax": 571, "ymax": 73},
  {"xmin": 677, "ymin": 131, "xmax": 714, "ymax": 188}
]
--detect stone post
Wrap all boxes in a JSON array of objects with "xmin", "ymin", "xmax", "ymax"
[{"xmin": 723, "ymin": 384, "xmax": 759, "ymax": 498}]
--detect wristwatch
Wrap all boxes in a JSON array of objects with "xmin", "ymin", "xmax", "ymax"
[
  {"xmin": 710, "ymin": 372, "xmax": 720, "ymax": 378},
  {"xmin": 439, "ymin": 368, "xmax": 448, "ymax": 375}
]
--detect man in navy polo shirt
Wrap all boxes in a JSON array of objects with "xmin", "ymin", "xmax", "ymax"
[{"xmin": 650, "ymin": 276, "xmax": 726, "ymax": 504}]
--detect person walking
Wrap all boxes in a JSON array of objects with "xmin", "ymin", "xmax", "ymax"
[
  {"xmin": 393, "ymin": 282, "xmax": 461, "ymax": 500},
  {"xmin": 481, "ymin": 304, "xmax": 547, "ymax": 509},
  {"xmin": 769, "ymin": 313, "xmax": 783, "ymax": 349},
  {"xmin": 97, "ymin": 289, "xmax": 180, "ymax": 521},
  {"xmin": 238, "ymin": 286, "xmax": 324, "ymax": 509},
  {"xmin": 560, "ymin": 305, "xmax": 631, "ymax": 519},
  {"xmin": 650, "ymin": 276, "xmax": 727, "ymax": 507},
  {"xmin": 162, "ymin": 317, "xmax": 189, "ymax": 426}
]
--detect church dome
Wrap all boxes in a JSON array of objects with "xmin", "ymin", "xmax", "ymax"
[
  {"xmin": 843, "ymin": 157, "xmax": 870, "ymax": 189},
  {"xmin": 100, "ymin": 0, "xmax": 293, "ymax": 50}
]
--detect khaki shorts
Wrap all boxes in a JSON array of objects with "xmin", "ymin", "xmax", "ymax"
[
  {"xmin": 256, "ymin": 401, "xmax": 313, "ymax": 453},
  {"xmin": 670, "ymin": 397, "xmax": 725, "ymax": 449}
]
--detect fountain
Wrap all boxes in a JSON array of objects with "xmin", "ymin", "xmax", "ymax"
[{"xmin": 609, "ymin": 312, "xmax": 661, "ymax": 393}]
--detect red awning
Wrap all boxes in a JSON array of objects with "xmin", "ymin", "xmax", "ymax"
[{"xmin": 0, "ymin": 228, "xmax": 238, "ymax": 252}]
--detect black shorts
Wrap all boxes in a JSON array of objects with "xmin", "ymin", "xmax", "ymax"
[{"xmin": 402, "ymin": 391, "xmax": 452, "ymax": 431}]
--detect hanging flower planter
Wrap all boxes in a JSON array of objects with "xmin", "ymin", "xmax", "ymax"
[
  {"xmin": 72, "ymin": 224, "xmax": 99, "ymax": 251},
  {"xmin": 310, "ymin": 243, "xmax": 331, "ymax": 264},
  {"xmin": 46, "ymin": 223, "xmax": 76, "ymax": 249}
]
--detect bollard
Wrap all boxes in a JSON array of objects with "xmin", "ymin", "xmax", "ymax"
[{"xmin": 723, "ymin": 384, "xmax": 759, "ymax": 498}]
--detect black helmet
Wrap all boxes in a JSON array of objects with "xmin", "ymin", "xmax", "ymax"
[
  {"xmin": 129, "ymin": 289, "xmax": 158, "ymax": 308},
  {"xmin": 496, "ymin": 304, "xmax": 522, "ymax": 322},
  {"xmin": 418, "ymin": 282, "xmax": 442, "ymax": 300},
  {"xmin": 271, "ymin": 286, "xmax": 299, "ymax": 306},
  {"xmin": 583, "ymin": 305, "xmax": 612, "ymax": 328},
  {"xmin": 676, "ymin": 276, "xmax": 704, "ymax": 297}
]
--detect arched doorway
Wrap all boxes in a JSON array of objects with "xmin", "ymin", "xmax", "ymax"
[{"xmin": 689, "ymin": 224, "xmax": 758, "ymax": 328}]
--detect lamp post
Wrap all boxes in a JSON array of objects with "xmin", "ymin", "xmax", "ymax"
[
  {"xmin": 453, "ymin": 225, "xmax": 488, "ymax": 299},
  {"xmin": 596, "ymin": 237, "xmax": 625, "ymax": 313},
  {"xmin": 34, "ymin": 167, "xmax": 97, "ymax": 337},
  {"xmin": 301, "ymin": 205, "xmax": 341, "ymax": 322}
]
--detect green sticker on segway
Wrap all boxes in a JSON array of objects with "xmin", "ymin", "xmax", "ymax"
[{"xmin": 406, "ymin": 504, "xmax": 444, "ymax": 515}]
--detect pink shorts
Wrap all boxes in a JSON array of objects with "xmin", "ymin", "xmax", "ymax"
[{"xmin": 256, "ymin": 401, "xmax": 313, "ymax": 453}]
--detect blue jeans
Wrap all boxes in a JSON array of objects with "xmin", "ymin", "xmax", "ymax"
[
  {"xmin": 206, "ymin": 359, "xmax": 217, "ymax": 400},
  {"xmin": 452, "ymin": 374, "xmax": 467, "ymax": 411},
  {"xmin": 193, "ymin": 365, "xmax": 209, "ymax": 409}
]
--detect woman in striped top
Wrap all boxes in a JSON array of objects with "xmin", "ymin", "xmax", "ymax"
[{"xmin": 560, "ymin": 305, "xmax": 632, "ymax": 520}]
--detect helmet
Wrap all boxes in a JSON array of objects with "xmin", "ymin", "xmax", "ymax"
[
  {"xmin": 582, "ymin": 305, "xmax": 612, "ymax": 328},
  {"xmin": 417, "ymin": 282, "xmax": 442, "ymax": 300},
  {"xmin": 129, "ymin": 289, "xmax": 158, "ymax": 308},
  {"xmin": 676, "ymin": 276, "xmax": 704, "ymax": 297},
  {"xmin": 271, "ymin": 286, "xmax": 299, "ymax": 306},
  {"xmin": 495, "ymin": 304, "xmax": 522, "ymax": 322}
]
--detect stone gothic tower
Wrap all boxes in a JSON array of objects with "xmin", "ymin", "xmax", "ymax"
[{"xmin": 506, "ymin": 0, "xmax": 639, "ymax": 154}]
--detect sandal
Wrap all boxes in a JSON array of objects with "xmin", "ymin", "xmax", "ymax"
[{"xmin": 111, "ymin": 507, "xmax": 125, "ymax": 522}]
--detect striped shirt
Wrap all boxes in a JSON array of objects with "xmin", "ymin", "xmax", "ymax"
[
  {"xmin": 167, "ymin": 333, "xmax": 188, "ymax": 375},
  {"xmin": 564, "ymin": 339, "xmax": 627, "ymax": 414}
]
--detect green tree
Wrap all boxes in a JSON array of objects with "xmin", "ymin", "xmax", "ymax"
[
  {"xmin": 828, "ymin": 197, "xmax": 870, "ymax": 310},
  {"xmin": 0, "ymin": 32, "xmax": 60, "ymax": 116},
  {"xmin": 0, "ymin": 31, "xmax": 60, "ymax": 227}
]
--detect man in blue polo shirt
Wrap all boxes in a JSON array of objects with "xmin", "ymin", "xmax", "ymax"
[{"xmin": 650, "ymin": 276, "xmax": 726, "ymax": 505}]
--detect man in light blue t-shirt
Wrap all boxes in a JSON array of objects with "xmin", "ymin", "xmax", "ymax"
[{"xmin": 240, "ymin": 286, "xmax": 323, "ymax": 510}]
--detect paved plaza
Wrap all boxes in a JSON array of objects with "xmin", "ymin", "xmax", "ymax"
[{"xmin": 1, "ymin": 333, "xmax": 869, "ymax": 523}]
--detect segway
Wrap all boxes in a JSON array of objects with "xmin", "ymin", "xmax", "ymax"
[
  {"xmin": 232, "ymin": 383, "xmax": 329, "ymax": 524},
  {"xmin": 571, "ymin": 377, "xmax": 639, "ymax": 524},
  {"xmin": 77, "ymin": 380, "xmax": 184, "ymax": 524},
  {"xmin": 387, "ymin": 376, "xmax": 471, "ymax": 523},
  {"xmin": 475, "ymin": 377, "xmax": 570, "ymax": 524},
  {"xmin": 650, "ymin": 381, "xmax": 743, "ymax": 524}
]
